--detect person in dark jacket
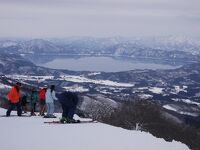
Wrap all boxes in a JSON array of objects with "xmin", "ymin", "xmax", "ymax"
[
  {"xmin": 58, "ymin": 91, "xmax": 79, "ymax": 123},
  {"xmin": 21, "ymin": 94, "xmax": 28, "ymax": 113},
  {"xmin": 30, "ymin": 88, "xmax": 38, "ymax": 116}
]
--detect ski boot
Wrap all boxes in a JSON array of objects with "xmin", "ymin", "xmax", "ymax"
[
  {"xmin": 68, "ymin": 118, "xmax": 80, "ymax": 123},
  {"xmin": 60, "ymin": 117, "xmax": 70, "ymax": 124}
]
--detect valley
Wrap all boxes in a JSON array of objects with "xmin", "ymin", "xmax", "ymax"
[{"xmin": 0, "ymin": 37, "xmax": 200, "ymax": 126}]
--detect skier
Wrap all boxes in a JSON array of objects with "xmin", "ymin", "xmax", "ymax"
[
  {"xmin": 21, "ymin": 94, "xmax": 28, "ymax": 113},
  {"xmin": 58, "ymin": 91, "xmax": 80, "ymax": 123},
  {"xmin": 6, "ymin": 82, "xmax": 22, "ymax": 116},
  {"xmin": 30, "ymin": 88, "xmax": 38, "ymax": 116},
  {"xmin": 44, "ymin": 85, "xmax": 58, "ymax": 118},
  {"xmin": 39, "ymin": 87, "xmax": 46, "ymax": 116}
]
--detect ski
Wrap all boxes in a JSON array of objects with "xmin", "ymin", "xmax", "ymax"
[
  {"xmin": 0, "ymin": 115, "xmax": 32, "ymax": 117},
  {"xmin": 44, "ymin": 120, "xmax": 98, "ymax": 124},
  {"xmin": 43, "ymin": 115, "xmax": 57, "ymax": 118}
]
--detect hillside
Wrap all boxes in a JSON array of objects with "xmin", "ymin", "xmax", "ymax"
[{"xmin": 0, "ymin": 108, "xmax": 189, "ymax": 150}]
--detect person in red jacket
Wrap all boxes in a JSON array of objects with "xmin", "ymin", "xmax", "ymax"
[
  {"xmin": 39, "ymin": 87, "xmax": 46, "ymax": 116},
  {"xmin": 6, "ymin": 82, "xmax": 22, "ymax": 116}
]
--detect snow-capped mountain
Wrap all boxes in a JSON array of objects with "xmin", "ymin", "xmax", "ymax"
[
  {"xmin": 134, "ymin": 36, "xmax": 200, "ymax": 55},
  {"xmin": 0, "ymin": 53, "xmax": 35, "ymax": 74},
  {"xmin": 0, "ymin": 40, "xmax": 18, "ymax": 48},
  {"xmin": 0, "ymin": 36, "xmax": 200, "ymax": 62},
  {"xmin": 19, "ymin": 39, "xmax": 60, "ymax": 53}
]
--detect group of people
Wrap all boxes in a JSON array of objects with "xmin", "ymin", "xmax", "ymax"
[
  {"xmin": 20, "ymin": 87, "xmax": 46, "ymax": 116},
  {"xmin": 6, "ymin": 82, "xmax": 79, "ymax": 123}
]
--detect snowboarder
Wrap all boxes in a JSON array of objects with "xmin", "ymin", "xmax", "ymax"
[
  {"xmin": 30, "ymin": 88, "xmax": 38, "ymax": 116},
  {"xmin": 6, "ymin": 82, "xmax": 22, "ymax": 116},
  {"xmin": 58, "ymin": 91, "xmax": 79, "ymax": 123},
  {"xmin": 21, "ymin": 94, "xmax": 28, "ymax": 113},
  {"xmin": 39, "ymin": 87, "xmax": 46, "ymax": 116},
  {"xmin": 44, "ymin": 85, "xmax": 58, "ymax": 118}
]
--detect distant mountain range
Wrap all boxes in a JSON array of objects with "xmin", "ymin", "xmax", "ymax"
[{"xmin": 0, "ymin": 36, "xmax": 200, "ymax": 62}]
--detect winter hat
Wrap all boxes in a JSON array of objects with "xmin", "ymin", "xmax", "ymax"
[{"xmin": 16, "ymin": 82, "xmax": 21, "ymax": 86}]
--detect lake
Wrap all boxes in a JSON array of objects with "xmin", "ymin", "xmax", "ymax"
[{"xmin": 36, "ymin": 56, "xmax": 181, "ymax": 72}]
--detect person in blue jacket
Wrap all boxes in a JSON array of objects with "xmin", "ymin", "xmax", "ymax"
[
  {"xmin": 44, "ymin": 85, "xmax": 58, "ymax": 118},
  {"xmin": 58, "ymin": 91, "xmax": 80, "ymax": 123}
]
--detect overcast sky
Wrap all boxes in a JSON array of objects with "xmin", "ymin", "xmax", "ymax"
[{"xmin": 0, "ymin": 0, "xmax": 199, "ymax": 38}]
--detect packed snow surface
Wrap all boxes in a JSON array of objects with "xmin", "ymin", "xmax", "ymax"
[{"xmin": 0, "ymin": 108, "xmax": 189, "ymax": 150}]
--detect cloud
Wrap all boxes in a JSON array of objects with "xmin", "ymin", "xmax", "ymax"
[{"xmin": 0, "ymin": 0, "xmax": 199, "ymax": 37}]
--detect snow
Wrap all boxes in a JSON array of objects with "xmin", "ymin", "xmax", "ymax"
[
  {"xmin": 174, "ymin": 86, "xmax": 187, "ymax": 94},
  {"xmin": 0, "ymin": 83, "xmax": 11, "ymax": 89},
  {"xmin": 20, "ymin": 54, "xmax": 25, "ymax": 57},
  {"xmin": 95, "ymin": 86, "xmax": 125, "ymax": 93},
  {"xmin": 163, "ymin": 105, "xmax": 177, "ymax": 112},
  {"xmin": 63, "ymin": 86, "xmax": 89, "ymax": 93},
  {"xmin": 99, "ymin": 90, "xmax": 113, "ymax": 95},
  {"xmin": 163, "ymin": 104, "xmax": 199, "ymax": 117},
  {"xmin": 5, "ymin": 75, "xmax": 134, "ymax": 88},
  {"xmin": 179, "ymin": 112, "xmax": 199, "ymax": 117},
  {"xmin": 0, "ymin": 41, "xmax": 17, "ymax": 48},
  {"xmin": 60, "ymin": 75, "xmax": 134, "ymax": 87},
  {"xmin": 172, "ymin": 98, "xmax": 200, "ymax": 106},
  {"xmin": 163, "ymin": 105, "xmax": 178, "ymax": 112},
  {"xmin": 149, "ymin": 87, "xmax": 164, "ymax": 94},
  {"xmin": 0, "ymin": 108, "xmax": 189, "ymax": 150},
  {"xmin": 6, "ymin": 75, "xmax": 54, "ymax": 82},
  {"xmin": 138, "ymin": 87, "xmax": 149, "ymax": 90},
  {"xmin": 87, "ymin": 72, "xmax": 101, "ymax": 76},
  {"xmin": 95, "ymin": 95, "xmax": 118, "ymax": 107},
  {"xmin": 139, "ymin": 94, "xmax": 153, "ymax": 99},
  {"xmin": 0, "ymin": 60, "xmax": 6, "ymax": 66}
]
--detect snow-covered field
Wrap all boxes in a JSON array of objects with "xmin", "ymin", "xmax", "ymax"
[
  {"xmin": 172, "ymin": 98, "xmax": 200, "ymax": 106},
  {"xmin": 60, "ymin": 75, "xmax": 134, "ymax": 87},
  {"xmin": 0, "ymin": 108, "xmax": 189, "ymax": 150},
  {"xmin": 149, "ymin": 87, "xmax": 164, "ymax": 94},
  {"xmin": 6, "ymin": 75, "xmax": 54, "ymax": 82},
  {"xmin": 139, "ymin": 94, "xmax": 153, "ymax": 99},
  {"xmin": 63, "ymin": 85, "xmax": 89, "ymax": 93},
  {"xmin": 6, "ymin": 74, "xmax": 134, "ymax": 87}
]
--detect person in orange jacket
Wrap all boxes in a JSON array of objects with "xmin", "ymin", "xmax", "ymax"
[{"xmin": 6, "ymin": 82, "xmax": 22, "ymax": 116}]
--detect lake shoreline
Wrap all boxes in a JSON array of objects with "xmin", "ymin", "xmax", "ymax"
[{"xmin": 27, "ymin": 55, "xmax": 183, "ymax": 72}]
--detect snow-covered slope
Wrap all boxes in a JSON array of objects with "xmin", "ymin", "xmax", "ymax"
[{"xmin": 0, "ymin": 108, "xmax": 189, "ymax": 150}]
